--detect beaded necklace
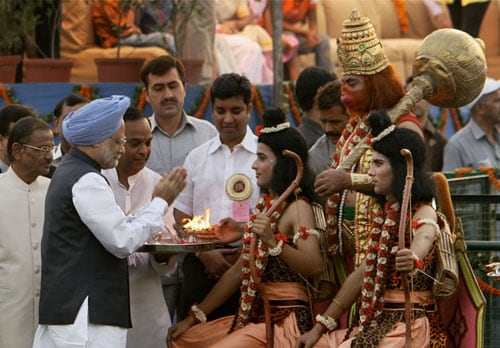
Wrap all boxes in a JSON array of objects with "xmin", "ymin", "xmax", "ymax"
[
  {"xmin": 233, "ymin": 194, "xmax": 288, "ymax": 329},
  {"xmin": 359, "ymin": 201, "xmax": 400, "ymax": 331},
  {"xmin": 324, "ymin": 116, "xmax": 371, "ymax": 255}
]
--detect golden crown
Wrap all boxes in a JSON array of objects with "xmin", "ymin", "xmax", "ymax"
[{"xmin": 337, "ymin": 10, "xmax": 389, "ymax": 75}]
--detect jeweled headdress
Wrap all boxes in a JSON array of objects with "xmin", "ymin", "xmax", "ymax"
[{"xmin": 337, "ymin": 10, "xmax": 389, "ymax": 75}]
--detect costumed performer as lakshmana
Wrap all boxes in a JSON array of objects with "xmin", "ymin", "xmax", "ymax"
[
  {"xmin": 296, "ymin": 110, "xmax": 446, "ymax": 348},
  {"xmin": 314, "ymin": 11, "xmax": 423, "ymax": 273},
  {"xmin": 167, "ymin": 108, "xmax": 322, "ymax": 347}
]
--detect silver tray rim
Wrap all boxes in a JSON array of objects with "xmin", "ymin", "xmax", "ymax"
[{"xmin": 137, "ymin": 241, "xmax": 216, "ymax": 255}]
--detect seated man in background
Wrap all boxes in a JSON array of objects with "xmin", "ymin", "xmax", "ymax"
[
  {"xmin": 215, "ymin": 0, "xmax": 266, "ymax": 84},
  {"xmin": 263, "ymin": 0, "xmax": 334, "ymax": 81},
  {"xmin": 93, "ymin": 0, "xmax": 175, "ymax": 54}
]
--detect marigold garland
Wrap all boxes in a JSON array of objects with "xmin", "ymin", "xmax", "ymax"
[
  {"xmin": 478, "ymin": 166, "xmax": 500, "ymax": 191},
  {"xmin": 359, "ymin": 201, "xmax": 400, "ymax": 331},
  {"xmin": 232, "ymin": 194, "xmax": 289, "ymax": 330},
  {"xmin": 252, "ymin": 85, "xmax": 266, "ymax": 120},
  {"xmin": 477, "ymin": 277, "xmax": 500, "ymax": 296},
  {"xmin": 0, "ymin": 83, "xmax": 20, "ymax": 105},
  {"xmin": 391, "ymin": 0, "xmax": 409, "ymax": 34},
  {"xmin": 72, "ymin": 84, "xmax": 99, "ymax": 101},
  {"xmin": 131, "ymin": 85, "xmax": 147, "ymax": 111},
  {"xmin": 284, "ymin": 82, "xmax": 301, "ymax": 125},
  {"xmin": 455, "ymin": 167, "xmax": 473, "ymax": 178},
  {"xmin": 187, "ymin": 86, "xmax": 211, "ymax": 119}
]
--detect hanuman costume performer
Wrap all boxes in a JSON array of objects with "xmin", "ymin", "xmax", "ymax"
[
  {"xmin": 168, "ymin": 109, "xmax": 322, "ymax": 347},
  {"xmin": 297, "ymin": 111, "xmax": 446, "ymax": 348},
  {"xmin": 314, "ymin": 11, "xmax": 422, "ymax": 272}
]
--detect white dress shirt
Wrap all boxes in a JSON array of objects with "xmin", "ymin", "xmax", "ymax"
[{"xmin": 174, "ymin": 127, "xmax": 260, "ymax": 225}]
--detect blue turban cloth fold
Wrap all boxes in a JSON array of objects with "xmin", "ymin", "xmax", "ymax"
[{"xmin": 63, "ymin": 95, "xmax": 130, "ymax": 146}]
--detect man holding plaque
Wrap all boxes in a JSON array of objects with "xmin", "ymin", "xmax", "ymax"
[{"xmin": 174, "ymin": 73, "xmax": 260, "ymax": 321}]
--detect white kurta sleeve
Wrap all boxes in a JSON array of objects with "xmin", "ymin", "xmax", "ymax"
[{"xmin": 72, "ymin": 172, "xmax": 168, "ymax": 258}]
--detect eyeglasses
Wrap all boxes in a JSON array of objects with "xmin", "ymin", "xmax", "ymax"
[
  {"xmin": 111, "ymin": 136, "xmax": 127, "ymax": 146},
  {"xmin": 22, "ymin": 144, "xmax": 55, "ymax": 155}
]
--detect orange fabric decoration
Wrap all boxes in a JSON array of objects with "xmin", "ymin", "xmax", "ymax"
[
  {"xmin": 252, "ymin": 86, "xmax": 265, "ymax": 117},
  {"xmin": 284, "ymin": 82, "xmax": 301, "ymax": 125},
  {"xmin": 439, "ymin": 108, "xmax": 448, "ymax": 134},
  {"xmin": 450, "ymin": 108, "xmax": 462, "ymax": 132},
  {"xmin": 392, "ymin": 0, "xmax": 409, "ymax": 34},
  {"xmin": 194, "ymin": 87, "xmax": 211, "ymax": 119},
  {"xmin": 137, "ymin": 89, "xmax": 146, "ymax": 111},
  {"xmin": 0, "ymin": 84, "xmax": 12, "ymax": 105},
  {"xmin": 438, "ymin": 108, "xmax": 463, "ymax": 134}
]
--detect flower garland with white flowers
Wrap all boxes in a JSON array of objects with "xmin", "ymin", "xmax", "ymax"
[
  {"xmin": 359, "ymin": 200, "xmax": 400, "ymax": 332},
  {"xmin": 233, "ymin": 194, "xmax": 289, "ymax": 330},
  {"xmin": 324, "ymin": 116, "xmax": 372, "ymax": 256}
]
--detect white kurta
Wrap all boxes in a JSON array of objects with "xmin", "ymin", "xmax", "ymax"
[
  {"xmin": 102, "ymin": 167, "xmax": 176, "ymax": 348},
  {"xmin": 0, "ymin": 168, "xmax": 49, "ymax": 348}
]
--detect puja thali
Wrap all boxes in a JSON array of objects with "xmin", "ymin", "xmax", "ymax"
[{"xmin": 137, "ymin": 240, "xmax": 216, "ymax": 255}]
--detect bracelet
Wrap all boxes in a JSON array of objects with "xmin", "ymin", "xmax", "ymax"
[
  {"xmin": 411, "ymin": 251, "xmax": 425, "ymax": 274},
  {"xmin": 332, "ymin": 298, "xmax": 347, "ymax": 312},
  {"xmin": 189, "ymin": 303, "xmax": 207, "ymax": 323},
  {"xmin": 269, "ymin": 233, "xmax": 287, "ymax": 256},
  {"xmin": 315, "ymin": 314, "xmax": 338, "ymax": 332},
  {"xmin": 350, "ymin": 173, "xmax": 373, "ymax": 191}
]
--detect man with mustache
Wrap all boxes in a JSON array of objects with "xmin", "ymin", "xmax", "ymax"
[
  {"xmin": 142, "ymin": 55, "xmax": 217, "ymax": 176},
  {"xmin": 308, "ymin": 80, "xmax": 349, "ymax": 178},
  {"xmin": 141, "ymin": 55, "xmax": 217, "ymax": 319},
  {"xmin": 314, "ymin": 11, "xmax": 422, "ymax": 272}
]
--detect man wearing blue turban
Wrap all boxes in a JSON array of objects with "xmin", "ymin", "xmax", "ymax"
[{"xmin": 33, "ymin": 96, "xmax": 187, "ymax": 348}]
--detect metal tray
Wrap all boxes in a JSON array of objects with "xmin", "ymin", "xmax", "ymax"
[{"xmin": 137, "ymin": 241, "xmax": 216, "ymax": 255}]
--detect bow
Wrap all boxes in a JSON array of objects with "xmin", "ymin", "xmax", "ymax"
[{"xmin": 399, "ymin": 148, "xmax": 415, "ymax": 348}]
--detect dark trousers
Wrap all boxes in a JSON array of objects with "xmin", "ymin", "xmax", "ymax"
[
  {"xmin": 177, "ymin": 253, "xmax": 241, "ymax": 321},
  {"xmin": 448, "ymin": 0, "xmax": 490, "ymax": 38}
]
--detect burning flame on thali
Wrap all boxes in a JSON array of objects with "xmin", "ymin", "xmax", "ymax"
[{"xmin": 182, "ymin": 208, "xmax": 212, "ymax": 231}]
